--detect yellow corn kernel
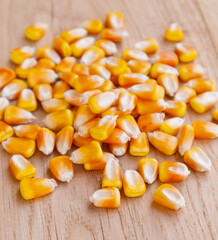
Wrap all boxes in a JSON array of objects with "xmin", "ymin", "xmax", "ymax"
[
  {"xmin": 165, "ymin": 23, "xmax": 184, "ymax": 42},
  {"xmin": 73, "ymin": 132, "xmax": 97, "ymax": 147},
  {"xmin": 178, "ymin": 124, "xmax": 194, "ymax": 156},
  {"xmin": 71, "ymin": 37, "xmax": 95, "ymax": 57},
  {"xmin": 104, "ymin": 128, "xmax": 130, "ymax": 144},
  {"xmin": 134, "ymin": 38, "xmax": 159, "ymax": 54},
  {"xmin": 159, "ymin": 161, "xmax": 190, "ymax": 183},
  {"xmin": 89, "ymin": 187, "xmax": 120, "ymax": 208},
  {"xmin": 106, "ymin": 11, "xmax": 125, "ymax": 29},
  {"xmin": 0, "ymin": 121, "xmax": 13, "ymax": 142},
  {"xmin": 127, "ymin": 60, "xmax": 151, "ymax": 75},
  {"xmin": 165, "ymin": 101, "xmax": 187, "ymax": 117},
  {"xmin": 36, "ymin": 46, "xmax": 61, "ymax": 64},
  {"xmin": 157, "ymin": 74, "xmax": 179, "ymax": 97},
  {"xmin": 59, "ymin": 72, "xmax": 78, "ymax": 88},
  {"xmin": 53, "ymin": 37, "xmax": 71, "ymax": 58},
  {"xmin": 56, "ymin": 126, "xmax": 74, "ymax": 155},
  {"xmin": 117, "ymin": 91, "xmax": 137, "ymax": 113},
  {"xmin": 160, "ymin": 117, "xmax": 184, "ymax": 136},
  {"xmin": 89, "ymin": 63, "xmax": 111, "ymax": 80},
  {"xmin": 109, "ymin": 142, "xmax": 128, "ymax": 156},
  {"xmin": 9, "ymin": 155, "xmax": 37, "ymax": 180},
  {"xmin": 25, "ymin": 22, "xmax": 48, "ymax": 41},
  {"xmin": 184, "ymin": 147, "xmax": 211, "ymax": 172},
  {"xmin": 129, "ymin": 132, "xmax": 149, "ymax": 156},
  {"xmin": 190, "ymin": 91, "xmax": 218, "ymax": 113},
  {"xmin": 53, "ymin": 81, "xmax": 70, "ymax": 99},
  {"xmin": 37, "ymin": 128, "xmax": 55, "ymax": 155},
  {"xmin": 174, "ymin": 86, "xmax": 196, "ymax": 103},
  {"xmin": 2, "ymin": 137, "xmax": 35, "ymax": 158},
  {"xmin": 212, "ymin": 109, "xmax": 218, "ymax": 121},
  {"xmin": 123, "ymin": 170, "xmax": 146, "ymax": 197},
  {"xmin": 55, "ymin": 57, "xmax": 76, "ymax": 73},
  {"xmin": 17, "ymin": 89, "xmax": 37, "ymax": 112},
  {"xmin": 20, "ymin": 178, "xmax": 57, "ymax": 200},
  {"xmin": 137, "ymin": 158, "xmax": 159, "ymax": 184},
  {"xmin": 33, "ymin": 84, "xmax": 52, "ymax": 101},
  {"xmin": 0, "ymin": 97, "xmax": 9, "ymax": 119},
  {"xmin": 153, "ymin": 51, "xmax": 179, "ymax": 67},
  {"xmin": 95, "ymin": 39, "xmax": 118, "ymax": 56},
  {"xmin": 150, "ymin": 63, "xmax": 179, "ymax": 79},
  {"xmin": 192, "ymin": 120, "xmax": 218, "ymax": 139},
  {"xmin": 147, "ymin": 131, "xmax": 178, "ymax": 155},
  {"xmin": 4, "ymin": 106, "xmax": 35, "ymax": 125},
  {"xmin": 61, "ymin": 27, "xmax": 88, "ymax": 43},
  {"xmin": 73, "ymin": 64, "xmax": 90, "ymax": 76},
  {"xmin": 0, "ymin": 68, "xmax": 16, "ymax": 88},
  {"xmin": 41, "ymin": 98, "xmax": 69, "ymax": 113},
  {"xmin": 175, "ymin": 43, "xmax": 197, "ymax": 63},
  {"xmin": 184, "ymin": 78, "xmax": 216, "ymax": 93},
  {"xmin": 99, "ymin": 80, "xmax": 114, "ymax": 92},
  {"xmin": 78, "ymin": 118, "xmax": 100, "ymax": 138},
  {"xmin": 102, "ymin": 158, "xmax": 122, "ymax": 189},
  {"xmin": 179, "ymin": 64, "xmax": 206, "ymax": 82},
  {"xmin": 138, "ymin": 113, "xmax": 165, "ymax": 132},
  {"xmin": 10, "ymin": 46, "xmax": 35, "ymax": 64},
  {"xmin": 82, "ymin": 19, "xmax": 103, "ymax": 34},
  {"xmin": 136, "ymin": 98, "xmax": 167, "ymax": 115},
  {"xmin": 14, "ymin": 125, "xmax": 40, "ymax": 140},
  {"xmin": 118, "ymin": 73, "xmax": 149, "ymax": 87},
  {"xmin": 153, "ymin": 184, "xmax": 185, "ymax": 210},
  {"xmin": 1, "ymin": 79, "xmax": 27, "ymax": 100},
  {"xmin": 101, "ymin": 28, "xmax": 128, "ymax": 42},
  {"xmin": 80, "ymin": 46, "xmax": 105, "ymax": 66},
  {"xmin": 49, "ymin": 156, "xmax": 74, "ymax": 182},
  {"xmin": 122, "ymin": 48, "xmax": 149, "ymax": 62},
  {"xmin": 15, "ymin": 58, "xmax": 37, "ymax": 79},
  {"xmin": 36, "ymin": 58, "xmax": 56, "ymax": 70},
  {"xmin": 70, "ymin": 141, "xmax": 103, "ymax": 164}
]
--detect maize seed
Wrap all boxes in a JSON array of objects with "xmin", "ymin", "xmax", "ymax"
[{"xmin": 56, "ymin": 126, "xmax": 74, "ymax": 155}]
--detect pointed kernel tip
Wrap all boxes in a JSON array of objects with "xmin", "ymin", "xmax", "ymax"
[{"xmin": 49, "ymin": 178, "xmax": 58, "ymax": 188}]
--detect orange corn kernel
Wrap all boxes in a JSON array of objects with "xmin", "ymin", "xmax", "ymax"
[
  {"xmin": 127, "ymin": 60, "xmax": 151, "ymax": 75},
  {"xmin": 0, "ymin": 68, "xmax": 16, "ymax": 88},
  {"xmin": 157, "ymin": 74, "xmax": 179, "ymax": 97},
  {"xmin": 25, "ymin": 22, "xmax": 48, "ymax": 41},
  {"xmin": 4, "ymin": 106, "xmax": 35, "ymax": 125},
  {"xmin": 36, "ymin": 46, "xmax": 61, "ymax": 64},
  {"xmin": 118, "ymin": 73, "xmax": 149, "ymax": 87},
  {"xmin": 53, "ymin": 81, "xmax": 70, "ymax": 99},
  {"xmin": 160, "ymin": 117, "xmax": 184, "ymax": 136},
  {"xmin": 123, "ymin": 170, "xmax": 146, "ymax": 197},
  {"xmin": 129, "ymin": 132, "xmax": 149, "ymax": 156},
  {"xmin": 36, "ymin": 58, "xmax": 56, "ymax": 70},
  {"xmin": 178, "ymin": 124, "xmax": 194, "ymax": 156},
  {"xmin": 190, "ymin": 91, "xmax": 218, "ymax": 113},
  {"xmin": 28, "ymin": 68, "xmax": 58, "ymax": 88},
  {"xmin": 134, "ymin": 38, "xmax": 159, "ymax": 54},
  {"xmin": 89, "ymin": 63, "xmax": 111, "ymax": 80},
  {"xmin": 136, "ymin": 98, "xmax": 168, "ymax": 115},
  {"xmin": 109, "ymin": 142, "xmax": 128, "ymax": 156},
  {"xmin": 117, "ymin": 115, "xmax": 140, "ymax": 139},
  {"xmin": 104, "ymin": 128, "xmax": 130, "ymax": 144},
  {"xmin": 179, "ymin": 64, "xmax": 206, "ymax": 82},
  {"xmin": 184, "ymin": 78, "xmax": 216, "ymax": 93},
  {"xmin": 101, "ymin": 28, "xmax": 128, "ymax": 42},
  {"xmin": 17, "ymin": 89, "xmax": 37, "ymax": 112},
  {"xmin": 101, "ymin": 107, "xmax": 125, "ymax": 118},
  {"xmin": 78, "ymin": 118, "xmax": 101, "ymax": 138},
  {"xmin": 0, "ymin": 121, "xmax": 13, "ymax": 142},
  {"xmin": 60, "ymin": 28, "xmax": 88, "ymax": 44},
  {"xmin": 49, "ymin": 156, "xmax": 74, "ymax": 182},
  {"xmin": 37, "ymin": 128, "xmax": 55, "ymax": 155},
  {"xmin": 165, "ymin": 101, "xmax": 187, "ymax": 117},
  {"xmin": 138, "ymin": 113, "xmax": 165, "ymax": 132},
  {"xmin": 13, "ymin": 125, "xmax": 40, "ymax": 140},
  {"xmin": 1, "ymin": 79, "xmax": 27, "ymax": 100},
  {"xmin": 174, "ymin": 86, "xmax": 196, "ymax": 103},
  {"xmin": 10, "ymin": 46, "xmax": 35, "ymax": 64},
  {"xmin": 73, "ymin": 64, "xmax": 90, "ymax": 76},
  {"xmin": 0, "ymin": 97, "xmax": 9, "ymax": 119},
  {"xmin": 73, "ymin": 132, "xmax": 96, "ymax": 147},
  {"xmin": 106, "ymin": 11, "xmax": 125, "ymax": 29},
  {"xmin": 117, "ymin": 92, "xmax": 137, "ymax": 113},
  {"xmin": 80, "ymin": 46, "xmax": 105, "ymax": 66},
  {"xmin": 10, "ymin": 155, "xmax": 37, "ymax": 180},
  {"xmin": 184, "ymin": 147, "xmax": 211, "ymax": 172},
  {"xmin": 122, "ymin": 48, "xmax": 149, "ymax": 62},
  {"xmin": 102, "ymin": 158, "xmax": 122, "ymax": 189},
  {"xmin": 147, "ymin": 131, "xmax": 178, "ymax": 155},
  {"xmin": 41, "ymin": 98, "xmax": 69, "ymax": 113},
  {"xmin": 150, "ymin": 63, "xmax": 179, "ymax": 79},
  {"xmin": 95, "ymin": 39, "xmax": 118, "ymax": 56},
  {"xmin": 15, "ymin": 58, "xmax": 37, "ymax": 79},
  {"xmin": 2, "ymin": 137, "xmax": 35, "ymax": 158},
  {"xmin": 82, "ymin": 19, "xmax": 103, "ymax": 34},
  {"xmin": 192, "ymin": 120, "xmax": 218, "ymax": 139},
  {"xmin": 99, "ymin": 80, "xmax": 114, "ymax": 92},
  {"xmin": 137, "ymin": 158, "xmax": 159, "ymax": 184},
  {"xmin": 89, "ymin": 187, "xmax": 120, "ymax": 208},
  {"xmin": 59, "ymin": 72, "xmax": 78, "ymax": 88},
  {"xmin": 56, "ymin": 126, "xmax": 74, "ymax": 155},
  {"xmin": 153, "ymin": 51, "xmax": 179, "ymax": 67},
  {"xmin": 70, "ymin": 141, "xmax": 103, "ymax": 164},
  {"xmin": 33, "ymin": 84, "xmax": 52, "ymax": 101},
  {"xmin": 153, "ymin": 184, "xmax": 185, "ymax": 210},
  {"xmin": 212, "ymin": 109, "xmax": 218, "ymax": 121},
  {"xmin": 20, "ymin": 178, "xmax": 57, "ymax": 200},
  {"xmin": 159, "ymin": 161, "xmax": 190, "ymax": 183},
  {"xmin": 165, "ymin": 23, "xmax": 184, "ymax": 42},
  {"xmin": 53, "ymin": 37, "xmax": 71, "ymax": 58},
  {"xmin": 55, "ymin": 57, "xmax": 76, "ymax": 73},
  {"xmin": 175, "ymin": 43, "xmax": 198, "ymax": 63},
  {"xmin": 71, "ymin": 37, "xmax": 95, "ymax": 57}
]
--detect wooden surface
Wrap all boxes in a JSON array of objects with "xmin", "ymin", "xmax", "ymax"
[{"xmin": 0, "ymin": 0, "xmax": 218, "ymax": 239}]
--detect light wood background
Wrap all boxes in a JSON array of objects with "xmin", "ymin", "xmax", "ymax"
[{"xmin": 0, "ymin": 0, "xmax": 218, "ymax": 239}]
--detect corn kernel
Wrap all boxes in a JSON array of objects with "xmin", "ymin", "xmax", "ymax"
[
  {"xmin": 82, "ymin": 19, "xmax": 103, "ymax": 34},
  {"xmin": 174, "ymin": 86, "xmax": 196, "ymax": 103},
  {"xmin": 0, "ymin": 68, "xmax": 16, "ymax": 88},
  {"xmin": 192, "ymin": 120, "xmax": 218, "ymax": 139},
  {"xmin": 101, "ymin": 28, "xmax": 128, "ymax": 42},
  {"xmin": 37, "ymin": 128, "xmax": 55, "ymax": 155},
  {"xmin": 56, "ymin": 126, "xmax": 74, "ymax": 155},
  {"xmin": 10, "ymin": 46, "xmax": 35, "ymax": 64},
  {"xmin": 78, "ymin": 118, "xmax": 100, "ymax": 138},
  {"xmin": 59, "ymin": 72, "xmax": 78, "ymax": 88},
  {"xmin": 178, "ymin": 124, "xmax": 194, "ymax": 156},
  {"xmin": 99, "ymin": 80, "xmax": 114, "ymax": 92},
  {"xmin": 53, "ymin": 81, "xmax": 70, "ymax": 99},
  {"xmin": 95, "ymin": 39, "xmax": 118, "ymax": 56},
  {"xmin": 0, "ymin": 121, "xmax": 13, "ymax": 142},
  {"xmin": 184, "ymin": 78, "xmax": 216, "ymax": 93},
  {"xmin": 73, "ymin": 132, "xmax": 97, "ymax": 147},
  {"xmin": 179, "ymin": 64, "xmax": 206, "ymax": 82},
  {"xmin": 17, "ymin": 89, "xmax": 37, "ymax": 112},
  {"xmin": 212, "ymin": 109, "xmax": 218, "ymax": 121},
  {"xmin": 134, "ymin": 38, "xmax": 159, "ymax": 54},
  {"xmin": 15, "ymin": 58, "xmax": 37, "ymax": 79},
  {"xmin": 104, "ymin": 128, "xmax": 130, "ymax": 144},
  {"xmin": 109, "ymin": 142, "xmax": 128, "ymax": 157},
  {"xmin": 61, "ymin": 28, "xmax": 88, "ymax": 43},
  {"xmin": 89, "ymin": 63, "xmax": 111, "ymax": 80},
  {"xmin": 165, "ymin": 101, "xmax": 187, "ymax": 117},
  {"xmin": 36, "ymin": 58, "xmax": 56, "ymax": 70},
  {"xmin": 41, "ymin": 98, "xmax": 69, "ymax": 113},
  {"xmin": 136, "ymin": 98, "xmax": 167, "ymax": 115},
  {"xmin": 53, "ymin": 37, "xmax": 71, "ymax": 58},
  {"xmin": 153, "ymin": 51, "xmax": 179, "ymax": 67},
  {"xmin": 71, "ymin": 37, "xmax": 95, "ymax": 57},
  {"xmin": 175, "ymin": 43, "xmax": 198, "ymax": 63},
  {"xmin": 150, "ymin": 63, "xmax": 179, "ymax": 79},
  {"xmin": 25, "ymin": 22, "xmax": 48, "ymax": 41},
  {"xmin": 127, "ymin": 60, "xmax": 151, "ymax": 75},
  {"xmin": 0, "ymin": 97, "xmax": 9, "ymax": 119},
  {"xmin": 138, "ymin": 113, "xmax": 165, "ymax": 132},
  {"xmin": 117, "ymin": 91, "xmax": 137, "ymax": 113},
  {"xmin": 157, "ymin": 74, "xmax": 179, "ymax": 97},
  {"xmin": 165, "ymin": 23, "xmax": 184, "ymax": 42},
  {"xmin": 118, "ymin": 73, "xmax": 149, "ymax": 87},
  {"xmin": 33, "ymin": 84, "xmax": 52, "ymax": 101},
  {"xmin": 55, "ymin": 56, "xmax": 76, "ymax": 73},
  {"xmin": 14, "ymin": 125, "xmax": 40, "ymax": 140},
  {"xmin": 160, "ymin": 117, "xmax": 184, "ymax": 136},
  {"xmin": 122, "ymin": 48, "xmax": 149, "ymax": 62},
  {"xmin": 36, "ymin": 46, "xmax": 61, "ymax": 64},
  {"xmin": 129, "ymin": 132, "xmax": 149, "ymax": 156},
  {"xmin": 101, "ymin": 107, "xmax": 125, "ymax": 117},
  {"xmin": 81, "ymin": 46, "xmax": 105, "ymax": 66},
  {"xmin": 106, "ymin": 12, "xmax": 125, "ymax": 29}
]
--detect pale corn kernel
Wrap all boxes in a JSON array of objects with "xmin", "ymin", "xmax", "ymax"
[
  {"xmin": 33, "ymin": 84, "xmax": 52, "ymax": 101},
  {"xmin": 150, "ymin": 63, "xmax": 179, "ymax": 79},
  {"xmin": 174, "ymin": 86, "xmax": 196, "ymax": 103},
  {"xmin": 147, "ymin": 131, "xmax": 178, "ymax": 155},
  {"xmin": 179, "ymin": 64, "xmax": 206, "ymax": 82},
  {"xmin": 89, "ymin": 187, "xmax": 120, "ymax": 208},
  {"xmin": 71, "ymin": 37, "xmax": 95, "ymax": 57},
  {"xmin": 55, "ymin": 56, "xmax": 76, "ymax": 73},
  {"xmin": 53, "ymin": 37, "xmax": 71, "ymax": 58},
  {"xmin": 20, "ymin": 178, "xmax": 57, "ymax": 200},
  {"xmin": 123, "ymin": 170, "xmax": 146, "ymax": 197},
  {"xmin": 78, "ymin": 118, "xmax": 101, "ymax": 138},
  {"xmin": 14, "ymin": 125, "xmax": 40, "ymax": 140},
  {"xmin": 137, "ymin": 158, "xmax": 159, "ymax": 184},
  {"xmin": 95, "ymin": 39, "xmax": 118, "ymax": 56},
  {"xmin": 36, "ymin": 58, "xmax": 56, "ymax": 69},
  {"xmin": 81, "ymin": 46, "xmax": 105, "ymax": 66},
  {"xmin": 152, "ymin": 51, "xmax": 179, "ymax": 67},
  {"xmin": 184, "ymin": 147, "xmax": 211, "ymax": 172},
  {"xmin": 25, "ymin": 22, "xmax": 48, "ymax": 41},
  {"xmin": 178, "ymin": 124, "xmax": 194, "ymax": 156},
  {"xmin": 59, "ymin": 72, "xmax": 78, "ymax": 88},
  {"xmin": 106, "ymin": 12, "xmax": 125, "ymax": 29},
  {"xmin": 15, "ymin": 58, "xmax": 37, "ymax": 79},
  {"xmin": 56, "ymin": 126, "xmax": 74, "ymax": 155},
  {"xmin": 184, "ymin": 78, "xmax": 216, "ymax": 93},
  {"xmin": 0, "ymin": 121, "xmax": 13, "ymax": 142},
  {"xmin": 73, "ymin": 132, "xmax": 97, "ymax": 147},
  {"xmin": 2, "ymin": 137, "xmax": 35, "ymax": 158},
  {"xmin": 103, "ymin": 128, "xmax": 130, "ymax": 144},
  {"xmin": 61, "ymin": 28, "xmax": 88, "ymax": 43},
  {"xmin": 118, "ymin": 73, "xmax": 149, "ymax": 87},
  {"xmin": 89, "ymin": 63, "xmax": 111, "ymax": 80},
  {"xmin": 53, "ymin": 81, "xmax": 70, "ymax": 99},
  {"xmin": 212, "ymin": 109, "xmax": 218, "ymax": 121},
  {"xmin": 36, "ymin": 46, "xmax": 61, "ymax": 64},
  {"xmin": 117, "ymin": 91, "xmax": 137, "ymax": 113},
  {"xmin": 49, "ymin": 156, "xmax": 74, "ymax": 182},
  {"xmin": 122, "ymin": 48, "xmax": 149, "ymax": 62},
  {"xmin": 109, "ymin": 142, "xmax": 128, "ymax": 157},
  {"xmin": 10, "ymin": 46, "xmax": 35, "ymax": 64},
  {"xmin": 37, "ymin": 128, "xmax": 55, "ymax": 155},
  {"xmin": 157, "ymin": 74, "xmax": 179, "ymax": 97},
  {"xmin": 192, "ymin": 120, "xmax": 218, "ymax": 139},
  {"xmin": 9, "ymin": 155, "xmax": 37, "ymax": 180},
  {"xmin": 82, "ymin": 19, "xmax": 103, "ymax": 34},
  {"xmin": 160, "ymin": 117, "xmax": 184, "ymax": 136},
  {"xmin": 190, "ymin": 91, "xmax": 218, "ymax": 113},
  {"xmin": 165, "ymin": 23, "xmax": 184, "ymax": 42},
  {"xmin": 127, "ymin": 60, "xmax": 151, "ymax": 75},
  {"xmin": 4, "ymin": 106, "xmax": 36, "ymax": 125},
  {"xmin": 175, "ymin": 43, "xmax": 198, "ymax": 63},
  {"xmin": 153, "ymin": 184, "xmax": 185, "ymax": 210},
  {"xmin": 0, "ymin": 68, "xmax": 16, "ymax": 88},
  {"xmin": 41, "ymin": 98, "xmax": 69, "ymax": 113},
  {"xmin": 165, "ymin": 101, "xmax": 187, "ymax": 117},
  {"xmin": 138, "ymin": 113, "xmax": 165, "ymax": 132},
  {"xmin": 0, "ymin": 97, "xmax": 9, "ymax": 119},
  {"xmin": 101, "ymin": 28, "xmax": 128, "ymax": 42},
  {"xmin": 17, "ymin": 89, "xmax": 37, "ymax": 112},
  {"xmin": 129, "ymin": 132, "xmax": 149, "ymax": 156}
]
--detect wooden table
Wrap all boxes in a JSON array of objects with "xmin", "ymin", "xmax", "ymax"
[{"xmin": 0, "ymin": 0, "xmax": 218, "ymax": 239}]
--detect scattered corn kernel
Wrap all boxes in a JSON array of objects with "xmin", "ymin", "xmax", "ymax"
[
  {"xmin": 150, "ymin": 63, "xmax": 179, "ymax": 79},
  {"xmin": 0, "ymin": 68, "xmax": 16, "ymax": 88},
  {"xmin": 95, "ymin": 39, "xmax": 117, "ymax": 56},
  {"xmin": 89, "ymin": 63, "xmax": 111, "ymax": 80},
  {"xmin": 55, "ymin": 56, "xmax": 76, "ymax": 73},
  {"xmin": 14, "ymin": 125, "xmax": 40, "ymax": 140},
  {"xmin": 138, "ymin": 113, "xmax": 165, "ymax": 132},
  {"xmin": 179, "ymin": 64, "xmax": 206, "ymax": 82},
  {"xmin": 53, "ymin": 37, "xmax": 71, "ymax": 58},
  {"xmin": 33, "ymin": 84, "xmax": 52, "ymax": 101},
  {"xmin": 36, "ymin": 58, "xmax": 56, "ymax": 69},
  {"xmin": 129, "ymin": 132, "xmax": 149, "ymax": 156},
  {"xmin": 136, "ymin": 98, "xmax": 167, "ymax": 115},
  {"xmin": 37, "ymin": 128, "xmax": 55, "ymax": 155},
  {"xmin": 53, "ymin": 81, "xmax": 70, "ymax": 99},
  {"xmin": 175, "ymin": 43, "xmax": 197, "ymax": 63},
  {"xmin": 25, "ymin": 22, "xmax": 48, "ymax": 41},
  {"xmin": 61, "ymin": 28, "xmax": 88, "ymax": 43},
  {"xmin": 109, "ymin": 142, "xmax": 128, "ymax": 157},
  {"xmin": 174, "ymin": 86, "xmax": 196, "ymax": 103},
  {"xmin": 165, "ymin": 101, "xmax": 187, "ymax": 117},
  {"xmin": 82, "ymin": 19, "xmax": 103, "ymax": 34},
  {"xmin": 36, "ymin": 46, "xmax": 61, "ymax": 64},
  {"xmin": 71, "ymin": 37, "xmax": 95, "ymax": 57},
  {"xmin": 118, "ymin": 73, "xmax": 149, "ymax": 87},
  {"xmin": 15, "ymin": 58, "xmax": 37, "ymax": 79},
  {"xmin": 0, "ymin": 121, "xmax": 13, "ymax": 142},
  {"xmin": 81, "ymin": 46, "xmax": 105, "ymax": 66},
  {"xmin": 134, "ymin": 38, "xmax": 159, "ymax": 54},
  {"xmin": 127, "ymin": 60, "xmax": 151, "ymax": 75},
  {"xmin": 192, "ymin": 120, "xmax": 218, "ymax": 139},
  {"xmin": 56, "ymin": 126, "xmax": 74, "ymax": 155},
  {"xmin": 17, "ymin": 89, "xmax": 37, "ymax": 112},
  {"xmin": 165, "ymin": 23, "xmax": 184, "ymax": 42},
  {"xmin": 178, "ymin": 124, "xmax": 194, "ymax": 156},
  {"xmin": 157, "ymin": 74, "xmax": 179, "ymax": 97},
  {"xmin": 41, "ymin": 98, "xmax": 69, "ymax": 113},
  {"xmin": 117, "ymin": 91, "xmax": 137, "ymax": 113},
  {"xmin": 106, "ymin": 12, "xmax": 125, "ymax": 29},
  {"xmin": 73, "ymin": 132, "xmax": 97, "ymax": 147},
  {"xmin": 153, "ymin": 51, "xmax": 179, "ymax": 67},
  {"xmin": 101, "ymin": 28, "xmax": 128, "ymax": 42},
  {"xmin": 10, "ymin": 46, "xmax": 35, "ymax": 64},
  {"xmin": 104, "ymin": 128, "xmax": 130, "ymax": 145},
  {"xmin": 122, "ymin": 48, "xmax": 149, "ymax": 62},
  {"xmin": 160, "ymin": 117, "xmax": 184, "ymax": 136},
  {"xmin": 184, "ymin": 78, "xmax": 216, "ymax": 93}
]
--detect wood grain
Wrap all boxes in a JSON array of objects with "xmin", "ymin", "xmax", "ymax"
[{"xmin": 0, "ymin": 0, "xmax": 218, "ymax": 239}]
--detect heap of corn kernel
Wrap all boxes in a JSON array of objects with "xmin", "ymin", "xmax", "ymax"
[{"xmin": 1, "ymin": 12, "xmax": 218, "ymax": 210}]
